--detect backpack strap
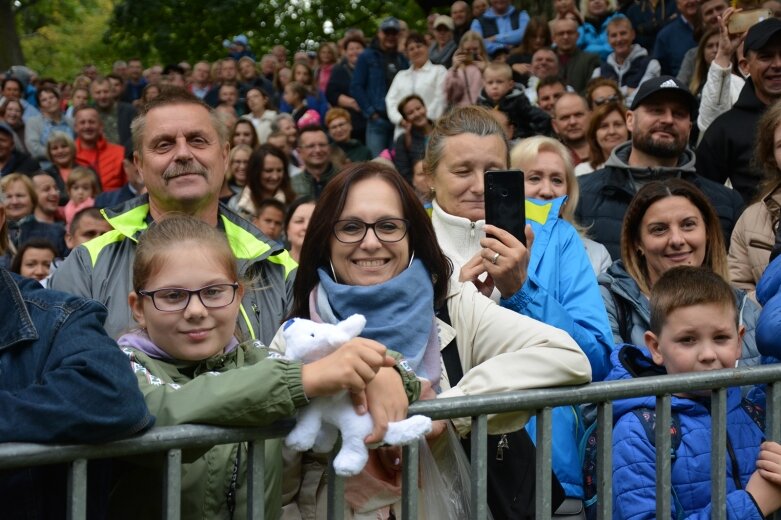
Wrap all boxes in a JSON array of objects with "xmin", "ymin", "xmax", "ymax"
[
  {"xmin": 436, "ymin": 301, "xmax": 464, "ymax": 385},
  {"xmin": 599, "ymin": 279, "xmax": 630, "ymax": 343},
  {"xmin": 740, "ymin": 398, "xmax": 766, "ymax": 432}
]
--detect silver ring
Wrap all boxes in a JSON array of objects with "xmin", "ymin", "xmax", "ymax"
[{"xmin": 491, "ymin": 252, "xmax": 500, "ymax": 265}]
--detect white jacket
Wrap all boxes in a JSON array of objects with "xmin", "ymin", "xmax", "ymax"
[
  {"xmin": 697, "ymin": 61, "xmax": 745, "ymax": 136},
  {"xmin": 385, "ymin": 61, "xmax": 447, "ymax": 137},
  {"xmin": 437, "ymin": 276, "xmax": 592, "ymax": 436}
]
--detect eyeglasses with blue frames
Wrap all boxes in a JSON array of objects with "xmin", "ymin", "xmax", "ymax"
[
  {"xmin": 333, "ymin": 218, "xmax": 410, "ymax": 244},
  {"xmin": 136, "ymin": 283, "xmax": 240, "ymax": 312}
]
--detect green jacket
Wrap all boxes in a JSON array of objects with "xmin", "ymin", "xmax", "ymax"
[
  {"xmin": 50, "ymin": 195, "xmax": 298, "ymax": 343},
  {"xmin": 110, "ymin": 340, "xmax": 307, "ymax": 520},
  {"xmin": 111, "ymin": 339, "xmax": 422, "ymax": 519}
]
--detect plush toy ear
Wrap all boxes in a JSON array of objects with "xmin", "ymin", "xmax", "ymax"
[{"xmin": 339, "ymin": 314, "xmax": 366, "ymax": 338}]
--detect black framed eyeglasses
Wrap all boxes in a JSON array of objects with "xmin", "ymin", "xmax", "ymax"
[
  {"xmin": 137, "ymin": 283, "xmax": 239, "ymax": 312},
  {"xmin": 333, "ymin": 218, "xmax": 409, "ymax": 244}
]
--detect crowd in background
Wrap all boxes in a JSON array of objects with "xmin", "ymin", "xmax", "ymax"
[{"xmin": 9, "ymin": 0, "xmax": 781, "ymax": 518}]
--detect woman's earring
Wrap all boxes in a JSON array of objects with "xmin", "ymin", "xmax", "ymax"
[
  {"xmin": 408, "ymin": 251, "xmax": 415, "ymax": 268},
  {"xmin": 329, "ymin": 260, "xmax": 338, "ymax": 283},
  {"xmin": 429, "ymin": 186, "xmax": 436, "ymax": 195}
]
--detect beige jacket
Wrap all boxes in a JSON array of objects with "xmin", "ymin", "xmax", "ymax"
[
  {"xmin": 276, "ymin": 280, "xmax": 591, "ymax": 519},
  {"xmin": 728, "ymin": 183, "xmax": 781, "ymax": 303}
]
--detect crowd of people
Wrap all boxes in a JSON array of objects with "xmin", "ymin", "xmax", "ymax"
[{"xmin": 7, "ymin": 0, "xmax": 781, "ymax": 518}]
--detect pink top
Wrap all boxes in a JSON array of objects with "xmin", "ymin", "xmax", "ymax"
[{"xmin": 63, "ymin": 197, "xmax": 95, "ymax": 229}]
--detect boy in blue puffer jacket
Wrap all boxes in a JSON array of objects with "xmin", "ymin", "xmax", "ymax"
[{"xmin": 608, "ymin": 266, "xmax": 781, "ymax": 519}]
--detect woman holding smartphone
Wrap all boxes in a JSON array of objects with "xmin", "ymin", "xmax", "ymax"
[
  {"xmin": 444, "ymin": 31, "xmax": 489, "ymax": 107},
  {"xmin": 424, "ymin": 107, "xmax": 613, "ymax": 515}
]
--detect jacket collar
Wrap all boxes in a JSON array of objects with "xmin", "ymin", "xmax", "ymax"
[
  {"xmin": 0, "ymin": 269, "xmax": 38, "ymax": 350},
  {"xmin": 99, "ymin": 193, "xmax": 283, "ymax": 262},
  {"xmin": 735, "ymin": 78, "xmax": 768, "ymax": 111}
]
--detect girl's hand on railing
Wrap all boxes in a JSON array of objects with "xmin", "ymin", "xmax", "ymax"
[{"xmin": 301, "ymin": 338, "xmax": 395, "ymax": 400}]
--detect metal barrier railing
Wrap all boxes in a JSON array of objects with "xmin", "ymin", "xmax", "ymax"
[{"xmin": 3, "ymin": 364, "xmax": 781, "ymax": 520}]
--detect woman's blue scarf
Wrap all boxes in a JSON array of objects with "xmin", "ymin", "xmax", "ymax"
[{"xmin": 315, "ymin": 259, "xmax": 439, "ymax": 381}]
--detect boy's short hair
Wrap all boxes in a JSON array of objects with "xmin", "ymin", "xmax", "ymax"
[
  {"xmin": 649, "ymin": 266, "xmax": 738, "ymax": 336},
  {"xmin": 69, "ymin": 207, "xmax": 104, "ymax": 235},
  {"xmin": 607, "ymin": 14, "xmax": 633, "ymax": 33},
  {"xmin": 67, "ymin": 166, "xmax": 101, "ymax": 195},
  {"xmin": 257, "ymin": 198, "xmax": 286, "ymax": 216},
  {"xmin": 483, "ymin": 62, "xmax": 513, "ymax": 81}
]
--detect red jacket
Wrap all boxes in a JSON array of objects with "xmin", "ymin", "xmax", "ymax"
[{"xmin": 75, "ymin": 137, "xmax": 127, "ymax": 191}]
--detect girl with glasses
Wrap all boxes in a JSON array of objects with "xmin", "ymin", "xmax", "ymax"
[{"xmin": 111, "ymin": 214, "xmax": 413, "ymax": 519}]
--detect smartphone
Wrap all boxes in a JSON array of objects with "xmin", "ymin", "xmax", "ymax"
[
  {"xmin": 728, "ymin": 8, "xmax": 772, "ymax": 34},
  {"xmin": 484, "ymin": 170, "xmax": 526, "ymax": 246}
]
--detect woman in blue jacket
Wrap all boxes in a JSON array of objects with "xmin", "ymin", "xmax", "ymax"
[
  {"xmin": 507, "ymin": 136, "xmax": 614, "ymax": 506},
  {"xmin": 578, "ymin": 0, "xmax": 619, "ymax": 60}
]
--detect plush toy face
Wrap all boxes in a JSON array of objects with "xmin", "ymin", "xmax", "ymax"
[{"xmin": 282, "ymin": 314, "xmax": 366, "ymax": 364}]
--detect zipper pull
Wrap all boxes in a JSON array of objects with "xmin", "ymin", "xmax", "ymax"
[{"xmin": 496, "ymin": 433, "xmax": 509, "ymax": 461}]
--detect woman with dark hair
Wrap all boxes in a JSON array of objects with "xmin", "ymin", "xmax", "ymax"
[
  {"xmin": 507, "ymin": 17, "xmax": 552, "ymax": 83},
  {"xmin": 598, "ymin": 178, "xmax": 761, "ymax": 366},
  {"xmin": 326, "ymin": 35, "xmax": 367, "ymax": 142},
  {"xmin": 279, "ymin": 161, "xmax": 590, "ymax": 518},
  {"xmin": 10, "ymin": 237, "xmax": 57, "ymax": 286},
  {"xmin": 279, "ymin": 62, "xmax": 329, "ymax": 121},
  {"xmin": 392, "ymin": 94, "xmax": 434, "ymax": 181},
  {"xmin": 729, "ymin": 100, "xmax": 781, "ymax": 302},
  {"xmin": 24, "ymin": 86, "xmax": 73, "ymax": 165},
  {"xmin": 0, "ymin": 99, "xmax": 27, "ymax": 152},
  {"xmin": 386, "ymin": 32, "xmax": 448, "ymax": 138},
  {"xmin": 231, "ymin": 144, "xmax": 296, "ymax": 219},
  {"xmin": 575, "ymin": 101, "xmax": 628, "ymax": 175},
  {"xmin": 241, "ymin": 86, "xmax": 277, "ymax": 144},
  {"xmin": 230, "ymin": 119, "xmax": 259, "ymax": 149}
]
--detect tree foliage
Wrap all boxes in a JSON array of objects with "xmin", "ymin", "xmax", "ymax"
[{"xmin": 106, "ymin": 0, "xmax": 427, "ymax": 65}]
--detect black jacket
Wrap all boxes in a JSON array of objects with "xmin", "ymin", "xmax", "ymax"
[
  {"xmin": 477, "ymin": 87, "xmax": 551, "ymax": 139},
  {"xmin": 696, "ymin": 78, "xmax": 767, "ymax": 204},
  {"xmin": 1, "ymin": 150, "xmax": 40, "ymax": 176},
  {"xmin": 576, "ymin": 141, "xmax": 745, "ymax": 259}
]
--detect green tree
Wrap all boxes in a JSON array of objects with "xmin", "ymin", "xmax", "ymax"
[
  {"xmin": 2, "ymin": 0, "xmax": 118, "ymax": 80},
  {"xmin": 106, "ymin": 0, "xmax": 427, "ymax": 64}
]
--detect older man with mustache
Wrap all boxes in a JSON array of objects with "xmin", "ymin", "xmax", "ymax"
[
  {"xmin": 574, "ymin": 76, "xmax": 745, "ymax": 259},
  {"xmin": 52, "ymin": 88, "xmax": 297, "ymax": 342}
]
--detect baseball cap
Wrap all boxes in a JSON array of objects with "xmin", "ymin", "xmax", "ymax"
[
  {"xmin": 233, "ymin": 34, "xmax": 249, "ymax": 47},
  {"xmin": 629, "ymin": 76, "xmax": 697, "ymax": 115},
  {"xmin": 380, "ymin": 17, "xmax": 402, "ymax": 33},
  {"xmin": 744, "ymin": 17, "xmax": 781, "ymax": 53},
  {"xmin": 434, "ymin": 15, "xmax": 455, "ymax": 31}
]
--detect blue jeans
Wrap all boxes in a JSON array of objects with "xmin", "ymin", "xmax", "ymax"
[{"xmin": 365, "ymin": 116, "xmax": 394, "ymax": 158}]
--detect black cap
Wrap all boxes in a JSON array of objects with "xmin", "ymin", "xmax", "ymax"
[
  {"xmin": 744, "ymin": 17, "xmax": 781, "ymax": 53},
  {"xmin": 630, "ymin": 76, "xmax": 697, "ymax": 115}
]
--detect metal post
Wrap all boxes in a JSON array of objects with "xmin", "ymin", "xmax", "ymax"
[
  {"xmin": 655, "ymin": 395, "xmax": 672, "ymax": 519},
  {"xmin": 711, "ymin": 387, "xmax": 727, "ymax": 520},
  {"xmin": 163, "ymin": 449, "xmax": 182, "ymax": 520},
  {"xmin": 247, "ymin": 440, "xmax": 265, "ymax": 520},
  {"xmin": 326, "ymin": 449, "xmax": 345, "ymax": 520},
  {"xmin": 401, "ymin": 441, "xmax": 420, "ymax": 519},
  {"xmin": 471, "ymin": 414, "xmax": 488, "ymax": 520},
  {"xmin": 66, "ymin": 458, "xmax": 87, "ymax": 520},
  {"xmin": 596, "ymin": 401, "xmax": 613, "ymax": 520},
  {"xmin": 535, "ymin": 407, "xmax": 553, "ymax": 520}
]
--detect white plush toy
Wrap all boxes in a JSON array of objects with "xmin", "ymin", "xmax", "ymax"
[{"xmin": 282, "ymin": 314, "xmax": 432, "ymax": 476}]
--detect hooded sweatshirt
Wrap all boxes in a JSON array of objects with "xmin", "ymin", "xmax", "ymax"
[{"xmin": 575, "ymin": 141, "xmax": 745, "ymax": 259}]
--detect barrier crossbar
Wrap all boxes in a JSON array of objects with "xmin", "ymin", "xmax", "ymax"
[{"xmin": 3, "ymin": 364, "xmax": 781, "ymax": 520}]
